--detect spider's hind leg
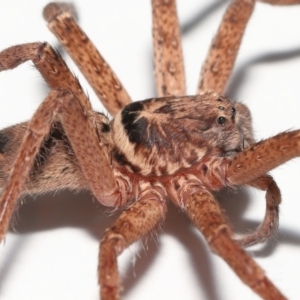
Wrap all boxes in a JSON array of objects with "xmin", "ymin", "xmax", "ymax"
[{"xmin": 0, "ymin": 89, "xmax": 124, "ymax": 242}]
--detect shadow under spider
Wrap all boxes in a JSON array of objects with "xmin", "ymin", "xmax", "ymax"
[
  {"xmin": 122, "ymin": 201, "xmax": 219, "ymax": 300},
  {"xmin": 2, "ymin": 187, "xmax": 300, "ymax": 299}
]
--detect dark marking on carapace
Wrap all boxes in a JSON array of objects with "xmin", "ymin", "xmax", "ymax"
[
  {"xmin": 61, "ymin": 167, "xmax": 69, "ymax": 173},
  {"xmin": 186, "ymin": 149, "xmax": 199, "ymax": 165},
  {"xmin": 121, "ymin": 101, "xmax": 148, "ymax": 145},
  {"xmin": 123, "ymin": 110, "xmax": 152, "ymax": 148},
  {"xmin": 113, "ymin": 149, "xmax": 127, "ymax": 166},
  {"xmin": 113, "ymin": 148, "xmax": 142, "ymax": 173},
  {"xmin": 123, "ymin": 101, "xmax": 144, "ymax": 113},
  {"xmin": 158, "ymin": 165, "xmax": 168, "ymax": 175},
  {"xmin": 154, "ymin": 103, "xmax": 173, "ymax": 114}
]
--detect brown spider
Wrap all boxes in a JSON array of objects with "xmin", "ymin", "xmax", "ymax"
[{"xmin": 1, "ymin": 1, "xmax": 300, "ymax": 299}]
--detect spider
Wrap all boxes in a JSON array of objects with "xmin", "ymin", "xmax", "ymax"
[{"xmin": 0, "ymin": 1, "xmax": 300, "ymax": 299}]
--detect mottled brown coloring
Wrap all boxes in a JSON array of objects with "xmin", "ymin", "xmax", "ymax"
[{"xmin": 1, "ymin": 1, "xmax": 300, "ymax": 300}]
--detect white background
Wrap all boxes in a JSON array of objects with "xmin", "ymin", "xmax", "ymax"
[{"xmin": 0, "ymin": 1, "xmax": 300, "ymax": 299}]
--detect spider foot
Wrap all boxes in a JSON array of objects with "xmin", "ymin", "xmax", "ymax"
[{"xmin": 43, "ymin": 2, "xmax": 78, "ymax": 22}]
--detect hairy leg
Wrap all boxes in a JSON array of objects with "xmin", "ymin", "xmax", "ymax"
[
  {"xmin": 226, "ymin": 130, "xmax": 300, "ymax": 185},
  {"xmin": 0, "ymin": 89, "xmax": 123, "ymax": 241},
  {"xmin": 184, "ymin": 190, "xmax": 286, "ymax": 299},
  {"xmin": 236, "ymin": 175, "xmax": 281, "ymax": 247},
  {"xmin": 99, "ymin": 189, "xmax": 167, "ymax": 300},
  {"xmin": 151, "ymin": 0, "xmax": 186, "ymax": 97},
  {"xmin": 198, "ymin": 0, "xmax": 300, "ymax": 94},
  {"xmin": 0, "ymin": 42, "xmax": 91, "ymax": 113},
  {"xmin": 198, "ymin": 0, "xmax": 255, "ymax": 94},
  {"xmin": 43, "ymin": 2, "xmax": 132, "ymax": 116},
  {"xmin": 224, "ymin": 130, "xmax": 300, "ymax": 247}
]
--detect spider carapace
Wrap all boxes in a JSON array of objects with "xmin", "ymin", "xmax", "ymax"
[{"xmin": 111, "ymin": 93, "xmax": 254, "ymax": 204}]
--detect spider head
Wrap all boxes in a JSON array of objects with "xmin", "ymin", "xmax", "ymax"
[
  {"xmin": 197, "ymin": 92, "xmax": 255, "ymax": 157},
  {"xmin": 111, "ymin": 92, "xmax": 254, "ymax": 176}
]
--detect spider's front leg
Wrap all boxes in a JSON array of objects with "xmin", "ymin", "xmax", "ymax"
[
  {"xmin": 0, "ymin": 89, "xmax": 126, "ymax": 241},
  {"xmin": 234, "ymin": 175, "xmax": 281, "ymax": 247},
  {"xmin": 226, "ymin": 130, "xmax": 300, "ymax": 185},
  {"xmin": 223, "ymin": 130, "xmax": 300, "ymax": 246},
  {"xmin": 99, "ymin": 186, "xmax": 167, "ymax": 300},
  {"xmin": 184, "ymin": 190, "xmax": 286, "ymax": 300}
]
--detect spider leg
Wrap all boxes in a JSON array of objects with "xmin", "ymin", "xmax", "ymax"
[
  {"xmin": 235, "ymin": 175, "xmax": 281, "ymax": 247},
  {"xmin": 198, "ymin": 0, "xmax": 300, "ymax": 94},
  {"xmin": 197, "ymin": 0, "xmax": 300, "ymax": 248},
  {"xmin": 99, "ymin": 189, "xmax": 167, "ymax": 300},
  {"xmin": 0, "ymin": 90, "xmax": 59, "ymax": 240},
  {"xmin": 184, "ymin": 191, "xmax": 286, "ymax": 299},
  {"xmin": 43, "ymin": 3, "xmax": 132, "ymax": 116},
  {"xmin": 151, "ymin": 0, "xmax": 186, "ymax": 97},
  {"xmin": 198, "ymin": 0, "xmax": 255, "ymax": 94},
  {"xmin": 224, "ymin": 130, "xmax": 300, "ymax": 247},
  {"xmin": 0, "ymin": 42, "xmax": 91, "ymax": 113},
  {"xmin": 0, "ymin": 89, "xmax": 124, "ymax": 241},
  {"xmin": 226, "ymin": 130, "xmax": 300, "ymax": 185}
]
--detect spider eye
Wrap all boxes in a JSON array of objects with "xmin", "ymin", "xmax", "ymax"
[
  {"xmin": 231, "ymin": 107, "xmax": 236, "ymax": 114},
  {"xmin": 217, "ymin": 116, "xmax": 226, "ymax": 125}
]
